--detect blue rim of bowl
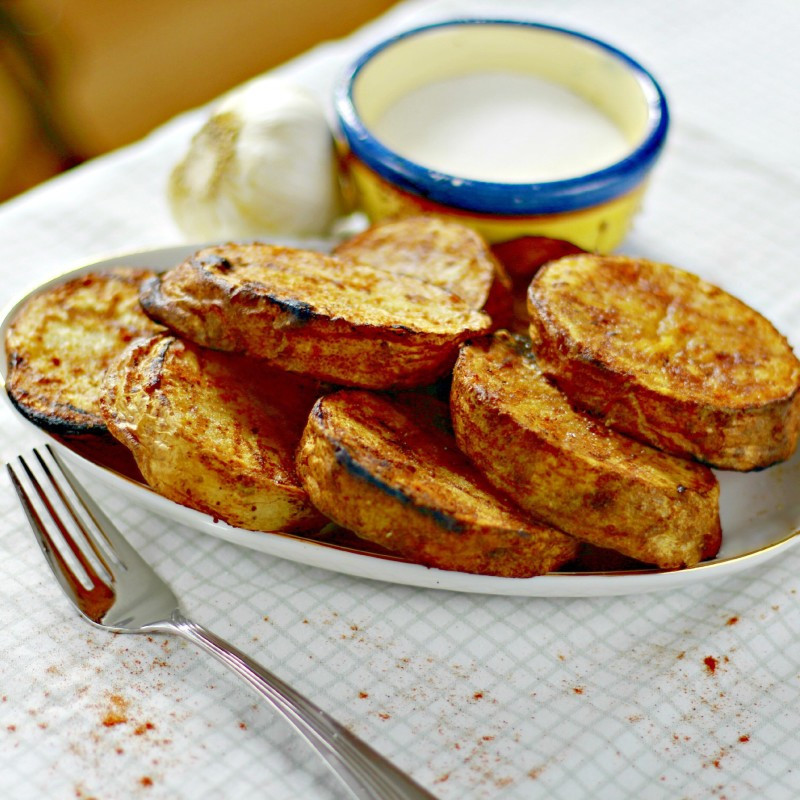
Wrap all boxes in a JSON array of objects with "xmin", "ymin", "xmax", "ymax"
[{"xmin": 333, "ymin": 19, "xmax": 670, "ymax": 216}]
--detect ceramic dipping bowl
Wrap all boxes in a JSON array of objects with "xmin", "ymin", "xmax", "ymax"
[{"xmin": 333, "ymin": 19, "xmax": 669, "ymax": 250}]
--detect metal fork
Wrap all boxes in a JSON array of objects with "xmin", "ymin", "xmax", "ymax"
[{"xmin": 7, "ymin": 446, "xmax": 436, "ymax": 800}]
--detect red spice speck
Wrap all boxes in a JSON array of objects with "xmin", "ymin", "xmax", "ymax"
[
  {"xmin": 358, "ymin": 692, "xmax": 369, "ymax": 699},
  {"xmin": 473, "ymin": 692, "xmax": 484, "ymax": 700},
  {"xmin": 573, "ymin": 687, "xmax": 584, "ymax": 695},
  {"xmin": 528, "ymin": 767, "xmax": 544, "ymax": 780},
  {"xmin": 140, "ymin": 776, "xmax": 153, "ymax": 787},
  {"xmin": 739, "ymin": 735, "xmax": 750, "ymax": 743},
  {"xmin": 378, "ymin": 712, "xmax": 390, "ymax": 720},
  {"xmin": 102, "ymin": 694, "xmax": 129, "ymax": 727},
  {"xmin": 727, "ymin": 616, "xmax": 739, "ymax": 626},
  {"xmin": 704, "ymin": 656, "xmax": 718, "ymax": 674},
  {"xmin": 238, "ymin": 722, "xmax": 247, "ymax": 730}
]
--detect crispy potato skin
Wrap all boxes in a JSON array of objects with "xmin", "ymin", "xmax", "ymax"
[
  {"xmin": 451, "ymin": 333, "xmax": 721, "ymax": 569},
  {"xmin": 101, "ymin": 333, "xmax": 325, "ymax": 532},
  {"xmin": 5, "ymin": 267, "xmax": 165, "ymax": 435},
  {"xmin": 333, "ymin": 215, "xmax": 511, "ymax": 324},
  {"xmin": 528, "ymin": 255, "xmax": 800, "ymax": 470},
  {"xmin": 491, "ymin": 236, "xmax": 585, "ymax": 334},
  {"xmin": 140, "ymin": 243, "xmax": 491, "ymax": 389},
  {"xmin": 296, "ymin": 390, "xmax": 579, "ymax": 577}
]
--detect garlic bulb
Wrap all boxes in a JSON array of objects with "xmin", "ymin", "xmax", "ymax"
[{"xmin": 168, "ymin": 76, "xmax": 343, "ymax": 239}]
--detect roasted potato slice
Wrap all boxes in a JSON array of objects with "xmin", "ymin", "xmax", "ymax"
[
  {"xmin": 528, "ymin": 254, "xmax": 800, "ymax": 470},
  {"xmin": 101, "ymin": 333, "xmax": 325, "ymax": 532},
  {"xmin": 451, "ymin": 333, "xmax": 721, "ymax": 569},
  {"xmin": 5, "ymin": 268, "xmax": 164, "ymax": 435},
  {"xmin": 140, "ymin": 243, "xmax": 491, "ymax": 389},
  {"xmin": 490, "ymin": 235, "xmax": 585, "ymax": 334},
  {"xmin": 333, "ymin": 215, "xmax": 512, "ymax": 321},
  {"xmin": 296, "ymin": 389, "xmax": 579, "ymax": 577}
]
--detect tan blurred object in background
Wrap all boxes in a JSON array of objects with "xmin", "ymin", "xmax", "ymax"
[{"xmin": 0, "ymin": 0, "xmax": 398, "ymax": 201}]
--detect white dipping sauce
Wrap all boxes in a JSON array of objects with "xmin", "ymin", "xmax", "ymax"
[{"xmin": 371, "ymin": 72, "xmax": 630, "ymax": 183}]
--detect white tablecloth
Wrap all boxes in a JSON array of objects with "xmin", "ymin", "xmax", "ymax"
[{"xmin": 2, "ymin": 1, "xmax": 800, "ymax": 798}]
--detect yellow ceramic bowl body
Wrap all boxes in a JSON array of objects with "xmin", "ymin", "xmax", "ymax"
[{"xmin": 334, "ymin": 20, "xmax": 669, "ymax": 251}]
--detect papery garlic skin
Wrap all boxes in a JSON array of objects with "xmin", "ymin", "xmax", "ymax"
[{"xmin": 168, "ymin": 77, "xmax": 343, "ymax": 240}]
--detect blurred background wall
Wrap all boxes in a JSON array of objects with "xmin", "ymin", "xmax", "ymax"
[{"xmin": 0, "ymin": 0, "xmax": 397, "ymax": 201}]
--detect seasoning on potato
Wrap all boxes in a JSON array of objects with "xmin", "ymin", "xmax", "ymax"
[
  {"xmin": 333, "ymin": 214, "xmax": 511, "ymax": 320},
  {"xmin": 451, "ymin": 332, "xmax": 721, "ymax": 569},
  {"xmin": 140, "ymin": 242, "xmax": 492, "ymax": 390},
  {"xmin": 5, "ymin": 267, "xmax": 165, "ymax": 436},
  {"xmin": 296, "ymin": 389, "xmax": 580, "ymax": 577},
  {"xmin": 528, "ymin": 254, "xmax": 800, "ymax": 470},
  {"xmin": 101, "ymin": 333, "xmax": 325, "ymax": 533}
]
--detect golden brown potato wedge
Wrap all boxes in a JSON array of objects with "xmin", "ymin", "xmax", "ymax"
[
  {"xmin": 5, "ymin": 268, "xmax": 164, "ymax": 435},
  {"xmin": 490, "ymin": 235, "xmax": 585, "ymax": 334},
  {"xmin": 528, "ymin": 254, "xmax": 800, "ymax": 470},
  {"xmin": 451, "ymin": 333, "xmax": 721, "ymax": 569},
  {"xmin": 101, "ymin": 333, "xmax": 325, "ymax": 532},
  {"xmin": 140, "ymin": 243, "xmax": 491, "ymax": 389},
  {"xmin": 333, "ymin": 215, "xmax": 512, "ymax": 323},
  {"xmin": 296, "ymin": 389, "xmax": 579, "ymax": 577}
]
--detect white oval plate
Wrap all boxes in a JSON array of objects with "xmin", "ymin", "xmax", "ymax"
[{"xmin": 3, "ymin": 244, "xmax": 800, "ymax": 597}]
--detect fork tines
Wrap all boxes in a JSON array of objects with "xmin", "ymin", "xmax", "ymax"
[{"xmin": 7, "ymin": 446, "xmax": 115, "ymax": 621}]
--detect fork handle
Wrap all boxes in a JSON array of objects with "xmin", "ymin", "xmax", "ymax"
[{"xmin": 158, "ymin": 612, "xmax": 436, "ymax": 800}]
